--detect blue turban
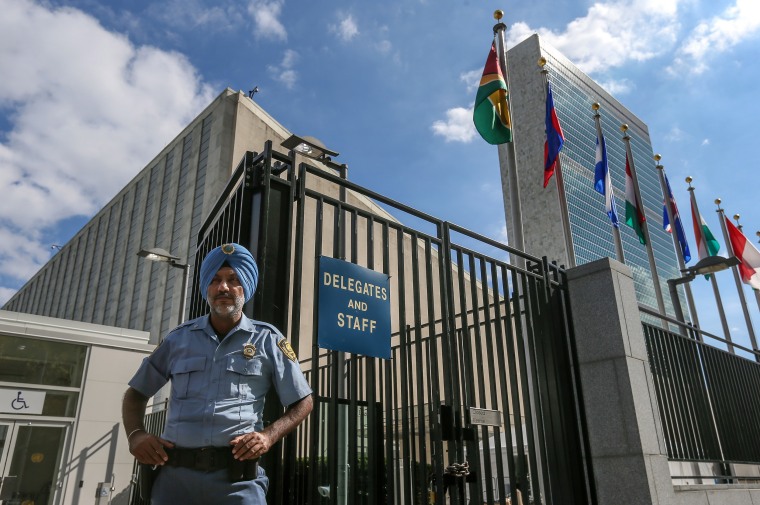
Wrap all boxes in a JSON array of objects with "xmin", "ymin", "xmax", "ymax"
[{"xmin": 199, "ymin": 243, "xmax": 259, "ymax": 303}]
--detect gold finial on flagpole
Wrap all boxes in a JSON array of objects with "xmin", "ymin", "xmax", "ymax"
[
  {"xmin": 715, "ymin": 198, "xmax": 722, "ymax": 211},
  {"xmin": 654, "ymin": 154, "xmax": 662, "ymax": 162},
  {"xmin": 620, "ymin": 124, "xmax": 629, "ymax": 133},
  {"xmin": 734, "ymin": 214, "xmax": 743, "ymax": 230},
  {"xmin": 494, "ymin": 10, "xmax": 504, "ymax": 20},
  {"xmin": 538, "ymin": 56, "xmax": 547, "ymax": 68},
  {"xmin": 686, "ymin": 176, "xmax": 694, "ymax": 189},
  {"xmin": 592, "ymin": 102, "xmax": 600, "ymax": 111}
]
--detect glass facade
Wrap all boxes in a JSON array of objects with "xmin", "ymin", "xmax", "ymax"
[{"xmin": 507, "ymin": 35, "xmax": 683, "ymax": 317}]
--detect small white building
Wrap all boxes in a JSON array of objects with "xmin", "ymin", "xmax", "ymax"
[{"xmin": 0, "ymin": 310, "xmax": 152, "ymax": 505}]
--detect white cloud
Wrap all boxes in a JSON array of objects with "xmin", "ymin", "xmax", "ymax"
[
  {"xmin": 701, "ymin": 138, "xmax": 710, "ymax": 146},
  {"xmin": 673, "ymin": 0, "xmax": 760, "ymax": 74},
  {"xmin": 507, "ymin": 0, "xmax": 685, "ymax": 74},
  {"xmin": 148, "ymin": 0, "xmax": 242, "ymax": 31},
  {"xmin": 0, "ymin": 0, "xmax": 214, "ymax": 286},
  {"xmin": 330, "ymin": 13, "xmax": 359, "ymax": 42},
  {"xmin": 267, "ymin": 49, "xmax": 299, "ymax": 89},
  {"xmin": 376, "ymin": 40, "xmax": 392, "ymax": 54},
  {"xmin": 431, "ymin": 107, "xmax": 476, "ymax": 143},
  {"xmin": 247, "ymin": 0, "xmax": 286, "ymax": 41},
  {"xmin": 460, "ymin": 69, "xmax": 482, "ymax": 93},
  {"xmin": 665, "ymin": 126, "xmax": 686, "ymax": 142},
  {"xmin": 0, "ymin": 286, "xmax": 17, "ymax": 306},
  {"xmin": 596, "ymin": 78, "xmax": 633, "ymax": 95}
]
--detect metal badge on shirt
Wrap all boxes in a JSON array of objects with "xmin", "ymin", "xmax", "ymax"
[
  {"xmin": 277, "ymin": 339, "xmax": 298, "ymax": 362},
  {"xmin": 243, "ymin": 342, "xmax": 256, "ymax": 359}
]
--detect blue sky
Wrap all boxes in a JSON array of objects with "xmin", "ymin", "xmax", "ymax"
[{"xmin": 1, "ymin": 0, "xmax": 759, "ymax": 349}]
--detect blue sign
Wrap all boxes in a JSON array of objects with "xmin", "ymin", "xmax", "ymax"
[{"xmin": 318, "ymin": 256, "xmax": 391, "ymax": 359}]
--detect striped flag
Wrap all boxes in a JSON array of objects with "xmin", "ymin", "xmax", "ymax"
[
  {"xmin": 724, "ymin": 216, "xmax": 760, "ymax": 290},
  {"xmin": 662, "ymin": 174, "xmax": 691, "ymax": 263},
  {"xmin": 543, "ymin": 80, "xmax": 564, "ymax": 187},
  {"xmin": 624, "ymin": 153, "xmax": 646, "ymax": 244},
  {"xmin": 473, "ymin": 43, "xmax": 512, "ymax": 145},
  {"xmin": 690, "ymin": 197, "xmax": 720, "ymax": 260},
  {"xmin": 593, "ymin": 133, "xmax": 619, "ymax": 227}
]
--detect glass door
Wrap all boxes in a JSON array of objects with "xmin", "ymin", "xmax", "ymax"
[{"xmin": 0, "ymin": 421, "xmax": 67, "ymax": 505}]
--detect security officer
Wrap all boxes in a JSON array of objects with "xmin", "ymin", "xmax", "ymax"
[{"xmin": 122, "ymin": 243, "xmax": 313, "ymax": 504}]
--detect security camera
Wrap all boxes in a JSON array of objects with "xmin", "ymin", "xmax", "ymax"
[{"xmin": 317, "ymin": 486, "xmax": 330, "ymax": 498}]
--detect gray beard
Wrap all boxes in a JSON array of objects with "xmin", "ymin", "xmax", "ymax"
[{"xmin": 208, "ymin": 295, "xmax": 244, "ymax": 319}]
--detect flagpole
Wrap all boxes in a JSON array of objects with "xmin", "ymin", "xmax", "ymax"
[
  {"xmin": 655, "ymin": 157, "xmax": 699, "ymax": 329},
  {"xmin": 539, "ymin": 58, "xmax": 575, "ymax": 268},
  {"xmin": 687, "ymin": 180, "xmax": 733, "ymax": 348},
  {"xmin": 620, "ymin": 125, "xmax": 666, "ymax": 317},
  {"xmin": 591, "ymin": 104, "xmax": 625, "ymax": 263},
  {"xmin": 715, "ymin": 200, "xmax": 758, "ymax": 352},
  {"xmin": 493, "ymin": 12, "xmax": 525, "ymax": 267}
]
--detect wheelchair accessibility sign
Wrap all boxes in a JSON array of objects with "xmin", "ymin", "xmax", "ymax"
[{"xmin": 0, "ymin": 388, "xmax": 46, "ymax": 415}]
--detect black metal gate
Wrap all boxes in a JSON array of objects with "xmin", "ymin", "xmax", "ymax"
[{"xmin": 137, "ymin": 141, "xmax": 595, "ymax": 504}]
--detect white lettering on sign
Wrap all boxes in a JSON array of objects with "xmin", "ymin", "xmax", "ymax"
[
  {"xmin": 469, "ymin": 407, "xmax": 502, "ymax": 427},
  {"xmin": 0, "ymin": 388, "xmax": 46, "ymax": 415},
  {"xmin": 323, "ymin": 272, "xmax": 389, "ymax": 300},
  {"xmin": 337, "ymin": 313, "xmax": 378, "ymax": 333}
]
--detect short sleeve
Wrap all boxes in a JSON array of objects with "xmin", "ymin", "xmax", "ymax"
[
  {"xmin": 265, "ymin": 328, "xmax": 312, "ymax": 407},
  {"xmin": 128, "ymin": 339, "xmax": 172, "ymax": 398}
]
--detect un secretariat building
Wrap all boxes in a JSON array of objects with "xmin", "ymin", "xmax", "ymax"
[{"xmin": 501, "ymin": 34, "xmax": 682, "ymax": 318}]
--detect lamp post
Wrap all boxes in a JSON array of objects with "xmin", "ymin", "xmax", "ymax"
[
  {"xmin": 137, "ymin": 247, "xmax": 190, "ymax": 326},
  {"xmin": 667, "ymin": 255, "xmax": 740, "ymax": 337}
]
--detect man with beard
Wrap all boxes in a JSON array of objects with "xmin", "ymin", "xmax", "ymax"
[{"xmin": 122, "ymin": 243, "xmax": 313, "ymax": 504}]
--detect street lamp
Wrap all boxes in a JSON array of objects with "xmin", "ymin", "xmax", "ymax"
[
  {"xmin": 137, "ymin": 247, "xmax": 190, "ymax": 325},
  {"xmin": 668, "ymin": 255, "xmax": 741, "ymax": 330}
]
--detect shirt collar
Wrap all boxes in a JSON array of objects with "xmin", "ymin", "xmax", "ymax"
[{"xmin": 191, "ymin": 313, "xmax": 255, "ymax": 339}]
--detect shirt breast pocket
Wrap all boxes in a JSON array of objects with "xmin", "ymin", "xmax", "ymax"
[
  {"xmin": 172, "ymin": 356, "xmax": 207, "ymax": 399},
  {"xmin": 226, "ymin": 355, "xmax": 263, "ymax": 399}
]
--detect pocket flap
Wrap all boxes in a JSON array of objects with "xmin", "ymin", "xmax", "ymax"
[
  {"xmin": 174, "ymin": 356, "xmax": 206, "ymax": 374},
  {"xmin": 227, "ymin": 355, "xmax": 262, "ymax": 376}
]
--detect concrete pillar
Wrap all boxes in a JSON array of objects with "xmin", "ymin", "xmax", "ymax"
[{"xmin": 566, "ymin": 258, "xmax": 670, "ymax": 505}]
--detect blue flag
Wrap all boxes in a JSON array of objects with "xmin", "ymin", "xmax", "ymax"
[
  {"xmin": 662, "ymin": 174, "xmax": 691, "ymax": 263},
  {"xmin": 543, "ymin": 80, "xmax": 565, "ymax": 188},
  {"xmin": 593, "ymin": 133, "xmax": 619, "ymax": 227}
]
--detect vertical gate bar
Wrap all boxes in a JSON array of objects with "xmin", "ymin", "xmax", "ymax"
[
  {"xmin": 517, "ymin": 271, "xmax": 547, "ymax": 504},
  {"xmin": 645, "ymin": 327, "xmax": 675, "ymax": 459},
  {"xmin": 290, "ymin": 165, "xmax": 309, "ymax": 500},
  {"xmin": 704, "ymin": 348, "xmax": 729, "ymax": 465},
  {"xmin": 655, "ymin": 327, "xmax": 679, "ymax": 458},
  {"xmin": 479, "ymin": 258, "xmax": 507, "ymax": 504},
  {"xmin": 667, "ymin": 329, "xmax": 692, "ymax": 459},
  {"xmin": 308, "ymin": 194, "xmax": 325, "ymax": 505},
  {"xmin": 670, "ymin": 333, "xmax": 699, "ymax": 459},
  {"xmin": 395, "ymin": 226, "xmax": 413, "ymax": 505},
  {"xmin": 423, "ymin": 237, "xmax": 445, "ymax": 505},
  {"xmin": 381, "ymin": 221, "xmax": 395, "ymax": 505},
  {"xmin": 723, "ymin": 348, "xmax": 744, "ymax": 462},
  {"xmin": 466, "ymin": 252, "xmax": 492, "ymax": 504},
  {"xmin": 492, "ymin": 262, "xmax": 519, "ymax": 502},
  {"xmin": 685, "ymin": 336, "xmax": 715, "ymax": 460},
  {"xmin": 410, "ymin": 233, "xmax": 430, "ymax": 501},
  {"xmin": 439, "ymin": 223, "xmax": 466, "ymax": 505},
  {"xmin": 365, "ymin": 214, "xmax": 378, "ymax": 504},
  {"xmin": 453, "ymin": 247, "xmax": 481, "ymax": 503},
  {"xmin": 348, "ymin": 208, "xmax": 359, "ymax": 504},
  {"xmin": 683, "ymin": 334, "xmax": 709, "ymax": 460}
]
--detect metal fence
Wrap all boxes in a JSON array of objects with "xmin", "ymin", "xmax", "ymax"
[
  {"xmin": 130, "ymin": 142, "xmax": 595, "ymax": 504},
  {"xmin": 642, "ymin": 306, "xmax": 760, "ymax": 481}
]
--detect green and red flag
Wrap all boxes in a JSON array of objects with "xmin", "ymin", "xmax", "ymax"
[
  {"xmin": 473, "ymin": 43, "xmax": 512, "ymax": 144},
  {"xmin": 624, "ymin": 153, "xmax": 646, "ymax": 244}
]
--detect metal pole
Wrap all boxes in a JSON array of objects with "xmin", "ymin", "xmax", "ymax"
[
  {"xmin": 493, "ymin": 20, "xmax": 526, "ymax": 267},
  {"xmin": 591, "ymin": 105, "xmax": 625, "ymax": 263},
  {"xmin": 620, "ymin": 126, "xmax": 666, "ymax": 317},
  {"xmin": 539, "ymin": 60, "xmax": 575, "ymax": 268},
  {"xmin": 177, "ymin": 263, "xmax": 190, "ymax": 325},
  {"xmin": 655, "ymin": 158, "xmax": 699, "ymax": 329},
  {"xmin": 715, "ymin": 202, "xmax": 758, "ymax": 352},
  {"xmin": 687, "ymin": 182, "xmax": 733, "ymax": 349},
  {"xmin": 667, "ymin": 278, "xmax": 688, "ymax": 336}
]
